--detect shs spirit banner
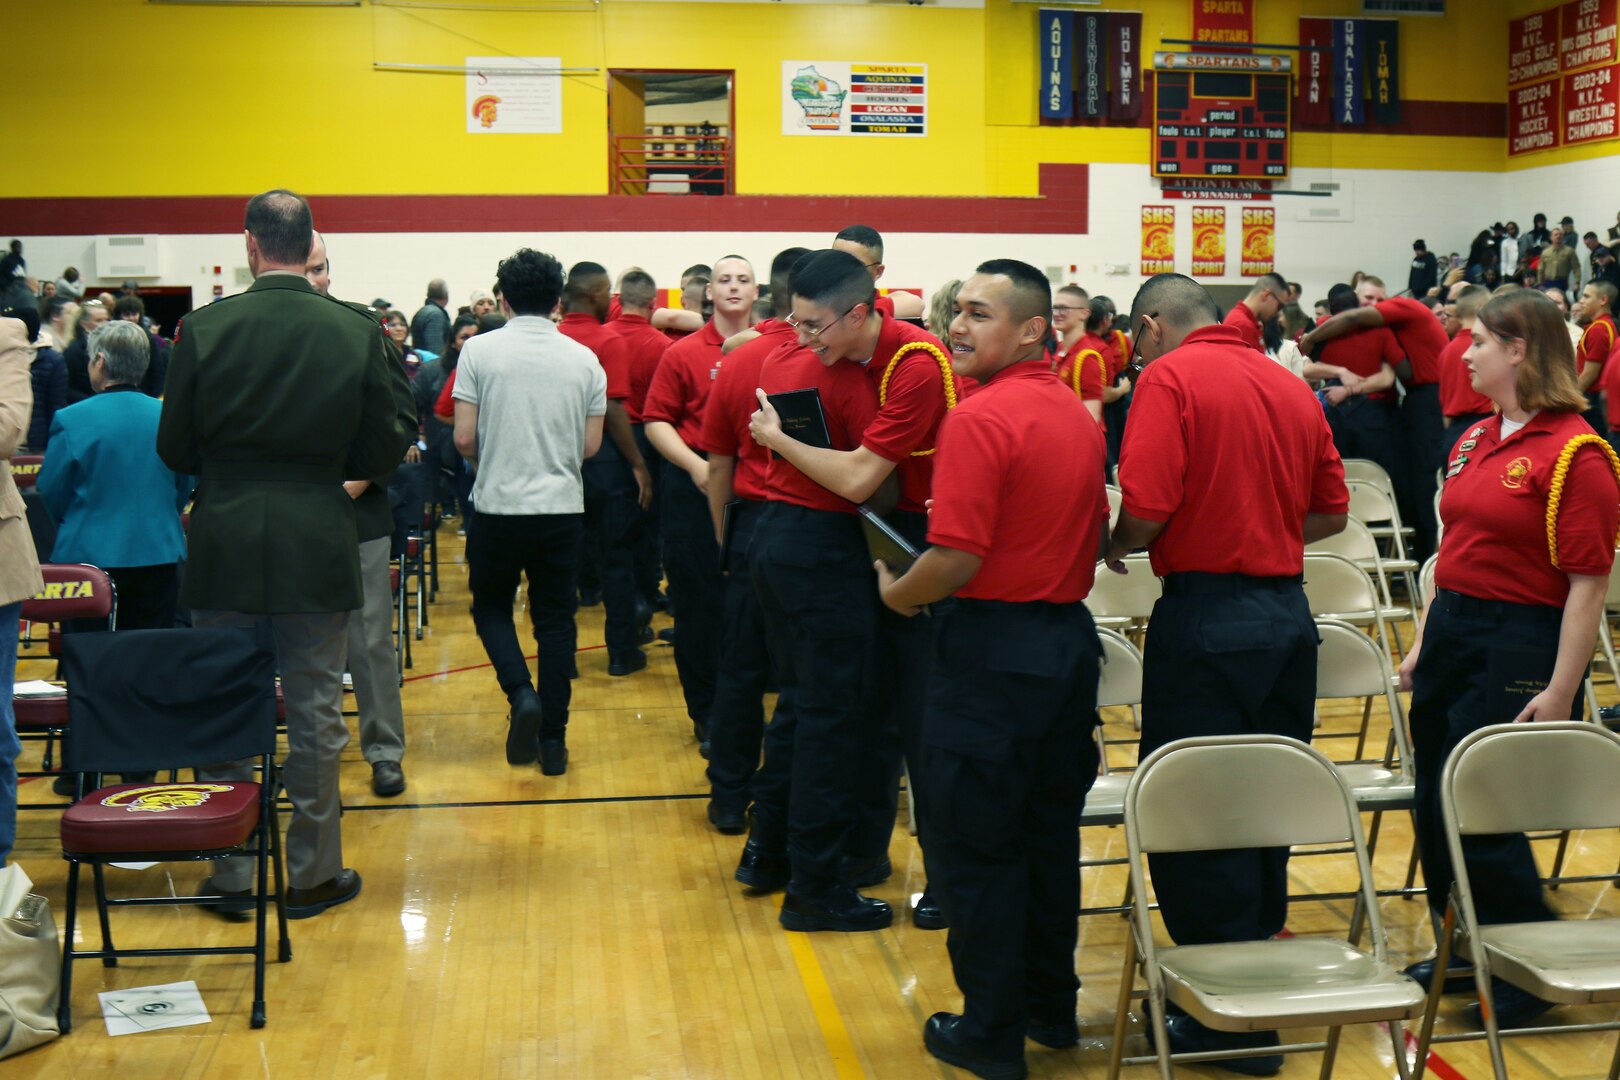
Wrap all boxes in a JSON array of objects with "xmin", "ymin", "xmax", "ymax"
[{"xmin": 1192, "ymin": 206, "xmax": 1227, "ymax": 277}]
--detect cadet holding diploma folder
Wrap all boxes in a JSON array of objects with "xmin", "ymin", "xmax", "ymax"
[{"xmin": 876, "ymin": 261, "xmax": 1109, "ymax": 1080}]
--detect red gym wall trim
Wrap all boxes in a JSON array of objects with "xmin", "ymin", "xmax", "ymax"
[{"xmin": 0, "ymin": 164, "xmax": 1089, "ymax": 237}]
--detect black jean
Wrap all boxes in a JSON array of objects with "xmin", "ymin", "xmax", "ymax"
[
  {"xmin": 660, "ymin": 464, "xmax": 722, "ymax": 726},
  {"xmin": 1401, "ymin": 383, "xmax": 1445, "ymax": 561},
  {"xmin": 467, "ymin": 511, "xmax": 582, "ymax": 740},
  {"xmin": 632, "ymin": 425, "xmax": 664, "ymax": 605},
  {"xmin": 582, "ymin": 458, "xmax": 644, "ymax": 658},
  {"xmin": 1139, "ymin": 575, "xmax": 1318, "ymax": 945}
]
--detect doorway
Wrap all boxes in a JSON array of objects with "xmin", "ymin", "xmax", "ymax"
[{"xmin": 608, "ymin": 70, "xmax": 734, "ymax": 196}]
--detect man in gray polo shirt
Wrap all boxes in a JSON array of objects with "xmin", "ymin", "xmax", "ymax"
[{"xmin": 453, "ymin": 249, "xmax": 607, "ymax": 776}]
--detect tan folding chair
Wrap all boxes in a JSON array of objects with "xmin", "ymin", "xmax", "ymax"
[
  {"xmin": 1107, "ymin": 735, "xmax": 1423, "ymax": 1078},
  {"xmin": 1412, "ymin": 723, "xmax": 1620, "ymax": 1080},
  {"xmin": 1308, "ymin": 516, "xmax": 1417, "ymax": 628},
  {"xmin": 1345, "ymin": 479, "xmax": 1421, "ymax": 600},
  {"xmin": 1304, "ymin": 552, "xmax": 1400, "ymax": 658},
  {"xmin": 1087, "ymin": 554, "xmax": 1160, "ymax": 637},
  {"xmin": 1106, "ymin": 485, "xmax": 1123, "ymax": 531},
  {"xmin": 1078, "ymin": 628, "xmax": 1144, "ymax": 916}
]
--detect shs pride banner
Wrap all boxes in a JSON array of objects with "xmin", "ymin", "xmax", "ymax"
[
  {"xmin": 1191, "ymin": 206, "xmax": 1227, "ymax": 277},
  {"xmin": 1141, "ymin": 206, "xmax": 1175, "ymax": 275},
  {"xmin": 1241, "ymin": 206, "xmax": 1275, "ymax": 276}
]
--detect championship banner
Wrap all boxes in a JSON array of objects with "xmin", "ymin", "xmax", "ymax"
[
  {"xmin": 1077, "ymin": 13, "xmax": 1107, "ymax": 118},
  {"xmin": 1510, "ymin": 8, "xmax": 1562, "ymax": 85},
  {"xmin": 1039, "ymin": 9, "xmax": 1075, "ymax": 120},
  {"xmin": 1110, "ymin": 12, "xmax": 1143, "ymax": 121},
  {"xmin": 1563, "ymin": 62, "xmax": 1619, "ymax": 145},
  {"xmin": 1141, "ymin": 206, "xmax": 1175, "ymax": 275},
  {"xmin": 1192, "ymin": 0, "xmax": 1253, "ymax": 46},
  {"xmin": 1562, "ymin": 0, "xmax": 1619, "ymax": 73},
  {"xmin": 1191, "ymin": 206, "xmax": 1227, "ymax": 277},
  {"xmin": 1333, "ymin": 19, "xmax": 1366, "ymax": 126},
  {"xmin": 1240, "ymin": 206, "xmax": 1276, "ymax": 276},
  {"xmin": 1510, "ymin": 77, "xmax": 1562, "ymax": 155},
  {"xmin": 1297, "ymin": 18, "xmax": 1334, "ymax": 126},
  {"xmin": 1365, "ymin": 21, "xmax": 1400, "ymax": 124}
]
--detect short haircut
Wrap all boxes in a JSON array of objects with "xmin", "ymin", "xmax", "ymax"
[
  {"xmin": 788, "ymin": 249, "xmax": 876, "ymax": 312},
  {"xmin": 1477, "ymin": 289, "xmax": 1586, "ymax": 412},
  {"xmin": 113, "ymin": 295, "xmax": 144, "ymax": 320},
  {"xmin": 770, "ymin": 246, "xmax": 812, "ymax": 283},
  {"xmin": 242, "ymin": 189, "xmax": 313, "ymax": 265},
  {"xmin": 1129, "ymin": 272, "xmax": 1220, "ymax": 329},
  {"xmin": 1585, "ymin": 231, "xmax": 1600, "ymax": 242},
  {"xmin": 61, "ymin": 267, "xmax": 79, "ymax": 282},
  {"xmin": 1287, "ymin": 281, "xmax": 1302, "ymax": 293},
  {"xmin": 1361, "ymin": 275, "xmax": 1386, "ymax": 290},
  {"xmin": 1534, "ymin": 213, "xmax": 1547, "ymax": 224},
  {"xmin": 495, "ymin": 248, "xmax": 565, "ymax": 317},
  {"xmin": 427, "ymin": 278, "xmax": 449, "ymax": 302},
  {"xmin": 619, "ymin": 269, "xmax": 657, "ymax": 309},
  {"xmin": 1590, "ymin": 280, "xmax": 1619, "ymax": 315},
  {"xmin": 1249, "ymin": 272, "xmax": 1288, "ymax": 299},
  {"xmin": 1057, "ymin": 284, "xmax": 1089, "ymax": 302},
  {"xmin": 43, "ymin": 295, "xmax": 70, "ymax": 322},
  {"xmin": 1453, "ymin": 283, "xmax": 1489, "ymax": 320},
  {"xmin": 88, "ymin": 319, "xmax": 150, "ymax": 386},
  {"xmin": 1327, "ymin": 284, "xmax": 1359, "ymax": 315},
  {"xmin": 975, "ymin": 259, "xmax": 1052, "ymax": 327},
  {"xmin": 834, "ymin": 224, "xmax": 884, "ymax": 262},
  {"xmin": 77, "ymin": 300, "xmax": 106, "ymax": 326},
  {"xmin": 563, "ymin": 261, "xmax": 610, "ymax": 308},
  {"xmin": 1085, "ymin": 297, "xmax": 1113, "ymax": 334},
  {"xmin": 681, "ymin": 263, "xmax": 712, "ymax": 280},
  {"xmin": 712, "ymin": 254, "xmax": 753, "ymax": 275},
  {"xmin": 476, "ymin": 312, "xmax": 507, "ymax": 334}
]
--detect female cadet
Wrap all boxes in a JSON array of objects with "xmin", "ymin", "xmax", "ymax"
[{"xmin": 1397, "ymin": 288, "xmax": 1620, "ymax": 1030}]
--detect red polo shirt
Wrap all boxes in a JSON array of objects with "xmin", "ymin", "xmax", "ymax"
[
  {"xmin": 1578, "ymin": 314, "xmax": 1616, "ymax": 380},
  {"xmin": 758, "ymin": 342, "xmax": 879, "ymax": 514},
  {"xmin": 1222, "ymin": 300, "xmax": 1264, "ymax": 352},
  {"xmin": 697, "ymin": 319, "xmax": 794, "ymax": 502},
  {"xmin": 857, "ymin": 315, "xmax": 960, "ymax": 513},
  {"xmin": 558, "ymin": 312, "xmax": 630, "ymax": 400},
  {"xmin": 610, "ymin": 313, "xmax": 671, "ymax": 422},
  {"xmin": 1375, "ymin": 297, "xmax": 1447, "ymax": 386},
  {"xmin": 1054, "ymin": 333, "xmax": 1109, "ymax": 405},
  {"xmin": 1320, "ymin": 327, "xmax": 1402, "ymax": 400},
  {"xmin": 928, "ymin": 360, "xmax": 1108, "ymax": 603},
  {"xmin": 642, "ymin": 319, "xmax": 725, "ymax": 445},
  {"xmin": 1606, "ymin": 339, "xmax": 1620, "ymax": 427},
  {"xmin": 1105, "ymin": 329, "xmax": 1133, "ymax": 380},
  {"xmin": 1436, "ymin": 410, "xmax": 1618, "ymax": 607},
  {"xmin": 1118, "ymin": 324, "xmax": 1349, "ymax": 577},
  {"xmin": 1438, "ymin": 327, "xmax": 1495, "ymax": 419}
]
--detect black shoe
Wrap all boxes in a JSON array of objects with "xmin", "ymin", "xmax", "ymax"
[
  {"xmin": 657, "ymin": 627, "xmax": 676, "ymax": 644},
  {"xmin": 506, "ymin": 687, "xmax": 542, "ymax": 765},
  {"xmin": 286, "ymin": 869, "xmax": 362, "ymax": 920},
  {"xmin": 1026, "ymin": 1014, "xmax": 1080, "ymax": 1049},
  {"xmin": 199, "ymin": 876, "xmax": 255, "ymax": 922},
  {"xmin": 608, "ymin": 650, "xmax": 647, "ymax": 676},
  {"xmin": 1600, "ymin": 704, "xmax": 1620, "ymax": 722},
  {"xmin": 1404, "ymin": 956, "xmax": 1477, "ymax": 995},
  {"xmin": 699, "ymin": 739, "xmax": 712, "ymax": 759},
  {"xmin": 637, "ymin": 625, "xmax": 655, "ymax": 645},
  {"xmin": 708, "ymin": 803, "xmax": 747, "ymax": 835},
  {"xmin": 1465, "ymin": 982, "xmax": 1556, "ymax": 1030},
  {"xmin": 735, "ymin": 838, "xmax": 791, "ymax": 892},
  {"xmin": 912, "ymin": 888, "xmax": 948, "ymax": 930},
  {"xmin": 923, "ymin": 1013, "xmax": 1028, "ymax": 1080},
  {"xmin": 780, "ymin": 883, "xmax": 893, "ymax": 932},
  {"xmin": 539, "ymin": 739, "xmax": 568, "ymax": 776},
  {"xmin": 635, "ymin": 599, "xmax": 653, "ymax": 629},
  {"xmin": 839, "ymin": 853, "xmax": 892, "ymax": 889},
  {"xmin": 1158, "ymin": 1015, "xmax": 1282, "ymax": 1077},
  {"xmin": 53, "ymin": 772, "xmax": 80, "ymax": 797},
  {"xmin": 578, "ymin": 590, "xmax": 601, "ymax": 607},
  {"xmin": 370, "ymin": 760, "xmax": 406, "ymax": 797}
]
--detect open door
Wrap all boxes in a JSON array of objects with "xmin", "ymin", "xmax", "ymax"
[{"xmin": 609, "ymin": 70, "xmax": 733, "ymax": 196}]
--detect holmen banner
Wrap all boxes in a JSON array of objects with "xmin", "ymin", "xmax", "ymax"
[
  {"xmin": 1039, "ymin": 9, "xmax": 1075, "ymax": 119},
  {"xmin": 1110, "ymin": 12, "xmax": 1143, "ymax": 121}
]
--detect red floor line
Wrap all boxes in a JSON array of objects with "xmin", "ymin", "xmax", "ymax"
[
  {"xmin": 1402, "ymin": 1026, "xmax": 1472, "ymax": 1080},
  {"xmin": 400, "ymin": 643, "xmax": 607, "ymax": 684}
]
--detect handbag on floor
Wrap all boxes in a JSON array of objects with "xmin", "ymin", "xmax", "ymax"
[{"xmin": 0, "ymin": 864, "xmax": 60, "ymax": 1059}]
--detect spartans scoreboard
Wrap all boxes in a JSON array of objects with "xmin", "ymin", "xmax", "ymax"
[{"xmin": 1151, "ymin": 55, "xmax": 1292, "ymax": 180}]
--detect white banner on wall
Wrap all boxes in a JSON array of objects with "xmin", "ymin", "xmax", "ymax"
[
  {"xmin": 466, "ymin": 57, "xmax": 562, "ymax": 134},
  {"xmin": 782, "ymin": 61, "xmax": 928, "ymax": 137}
]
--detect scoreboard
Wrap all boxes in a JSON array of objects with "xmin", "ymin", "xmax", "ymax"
[{"xmin": 1153, "ymin": 70, "xmax": 1291, "ymax": 180}]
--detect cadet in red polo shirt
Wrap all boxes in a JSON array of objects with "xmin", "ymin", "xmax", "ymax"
[
  {"xmin": 1053, "ymin": 304, "xmax": 1110, "ymax": 424},
  {"xmin": 740, "ymin": 258, "xmax": 886, "ymax": 931},
  {"xmin": 1108, "ymin": 272, "xmax": 1348, "ymax": 1073},
  {"xmin": 877, "ymin": 259, "xmax": 1107, "ymax": 1079},
  {"xmin": 1397, "ymin": 289, "xmax": 1618, "ymax": 1029},
  {"xmin": 612, "ymin": 269, "xmax": 674, "ymax": 611},
  {"xmin": 557, "ymin": 263, "xmax": 654, "ymax": 675},
  {"xmin": 1438, "ymin": 284, "xmax": 1496, "ymax": 451},
  {"xmin": 832, "ymin": 224, "xmax": 924, "ymax": 320},
  {"xmin": 1307, "ymin": 284, "xmax": 1405, "ymax": 494},
  {"xmin": 696, "ymin": 247, "xmax": 807, "ymax": 840},
  {"xmin": 1221, "ymin": 273, "xmax": 1287, "ymax": 352},
  {"xmin": 643, "ymin": 255, "xmax": 758, "ymax": 774},
  {"xmin": 748, "ymin": 248, "xmax": 960, "ymax": 931},
  {"xmin": 1574, "ymin": 281, "xmax": 1617, "ymax": 438}
]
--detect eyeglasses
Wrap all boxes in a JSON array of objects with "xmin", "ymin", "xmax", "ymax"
[
  {"xmin": 1126, "ymin": 312, "xmax": 1157, "ymax": 374},
  {"xmin": 786, "ymin": 306, "xmax": 855, "ymax": 341},
  {"xmin": 1051, "ymin": 304, "xmax": 1082, "ymax": 314}
]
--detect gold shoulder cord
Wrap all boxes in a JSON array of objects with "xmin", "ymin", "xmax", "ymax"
[
  {"xmin": 1545, "ymin": 433, "xmax": 1620, "ymax": 568},
  {"xmin": 878, "ymin": 340, "xmax": 958, "ymax": 457},
  {"xmin": 1065, "ymin": 349, "xmax": 1104, "ymax": 399}
]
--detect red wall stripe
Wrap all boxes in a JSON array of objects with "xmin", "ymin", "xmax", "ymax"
[{"xmin": 0, "ymin": 164, "xmax": 1090, "ymax": 237}]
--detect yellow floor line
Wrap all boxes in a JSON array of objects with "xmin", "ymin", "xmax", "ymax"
[{"xmin": 787, "ymin": 931, "xmax": 870, "ymax": 1080}]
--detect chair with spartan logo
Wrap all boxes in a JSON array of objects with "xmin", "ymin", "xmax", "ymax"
[{"xmin": 56, "ymin": 626, "xmax": 290, "ymax": 1033}]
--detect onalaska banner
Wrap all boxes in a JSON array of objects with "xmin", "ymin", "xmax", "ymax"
[
  {"xmin": 1191, "ymin": 205, "xmax": 1227, "ymax": 277},
  {"xmin": 1142, "ymin": 206, "xmax": 1176, "ymax": 275}
]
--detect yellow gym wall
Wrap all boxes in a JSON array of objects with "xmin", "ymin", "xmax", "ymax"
[{"xmin": 4, "ymin": 0, "xmax": 1528, "ymax": 202}]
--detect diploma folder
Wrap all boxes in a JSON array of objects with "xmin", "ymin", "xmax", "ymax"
[
  {"xmin": 858, "ymin": 506, "xmax": 922, "ymax": 577},
  {"xmin": 767, "ymin": 388, "xmax": 832, "ymax": 458}
]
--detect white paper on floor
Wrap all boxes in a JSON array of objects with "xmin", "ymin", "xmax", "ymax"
[{"xmin": 99, "ymin": 980, "xmax": 211, "ymax": 1035}]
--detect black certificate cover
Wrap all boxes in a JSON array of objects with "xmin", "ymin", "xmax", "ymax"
[
  {"xmin": 768, "ymin": 388, "xmax": 831, "ymax": 459},
  {"xmin": 858, "ymin": 505, "xmax": 922, "ymax": 577}
]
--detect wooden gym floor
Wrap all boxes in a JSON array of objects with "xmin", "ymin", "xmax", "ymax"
[{"xmin": 8, "ymin": 532, "xmax": 1620, "ymax": 1079}]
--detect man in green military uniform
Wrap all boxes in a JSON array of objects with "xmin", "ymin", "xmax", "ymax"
[{"xmin": 158, "ymin": 189, "xmax": 414, "ymax": 919}]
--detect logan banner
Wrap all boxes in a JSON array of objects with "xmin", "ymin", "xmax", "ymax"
[
  {"xmin": 1141, "ymin": 206, "xmax": 1175, "ymax": 275},
  {"xmin": 1240, "ymin": 206, "xmax": 1276, "ymax": 275},
  {"xmin": 1191, "ymin": 206, "xmax": 1227, "ymax": 277}
]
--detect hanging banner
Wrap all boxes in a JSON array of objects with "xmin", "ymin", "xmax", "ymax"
[
  {"xmin": 1110, "ymin": 12, "xmax": 1143, "ymax": 121},
  {"xmin": 1039, "ymin": 10, "xmax": 1075, "ymax": 120},
  {"xmin": 1191, "ymin": 0, "xmax": 1253, "ymax": 46},
  {"xmin": 1332, "ymin": 19, "xmax": 1366, "ymax": 126},
  {"xmin": 466, "ymin": 57, "xmax": 563, "ymax": 134},
  {"xmin": 1240, "ymin": 206, "xmax": 1276, "ymax": 276},
  {"xmin": 1563, "ymin": 62, "xmax": 1620, "ymax": 145},
  {"xmin": 1561, "ymin": 0, "xmax": 1619, "ymax": 73},
  {"xmin": 1297, "ymin": 18, "xmax": 1334, "ymax": 126},
  {"xmin": 1077, "ymin": 13, "xmax": 1107, "ymax": 118},
  {"xmin": 1510, "ymin": 76, "xmax": 1562, "ymax": 155},
  {"xmin": 1510, "ymin": 8, "xmax": 1563, "ymax": 86},
  {"xmin": 1365, "ymin": 21, "xmax": 1400, "ymax": 124},
  {"xmin": 1191, "ymin": 206, "xmax": 1227, "ymax": 277},
  {"xmin": 1141, "ymin": 206, "xmax": 1176, "ymax": 275}
]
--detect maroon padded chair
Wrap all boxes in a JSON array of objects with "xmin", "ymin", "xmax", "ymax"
[{"xmin": 15, "ymin": 564, "xmax": 116, "ymax": 799}]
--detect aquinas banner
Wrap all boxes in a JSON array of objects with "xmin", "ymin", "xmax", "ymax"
[
  {"xmin": 1141, "ymin": 206, "xmax": 1175, "ymax": 276},
  {"xmin": 784, "ymin": 61, "xmax": 928, "ymax": 137},
  {"xmin": 1191, "ymin": 206, "xmax": 1227, "ymax": 277}
]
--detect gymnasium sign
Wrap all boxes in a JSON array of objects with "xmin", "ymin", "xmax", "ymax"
[
  {"xmin": 1509, "ymin": 0, "xmax": 1620, "ymax": 155},
  {"xmin": 783, "ymin": 61, "xmax": 927, "ymax": 137}
]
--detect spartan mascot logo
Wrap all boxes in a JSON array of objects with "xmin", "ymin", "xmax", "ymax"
[{"xmin": 100, "ymin": 784, "xmax": 235, "ymax": 813}]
